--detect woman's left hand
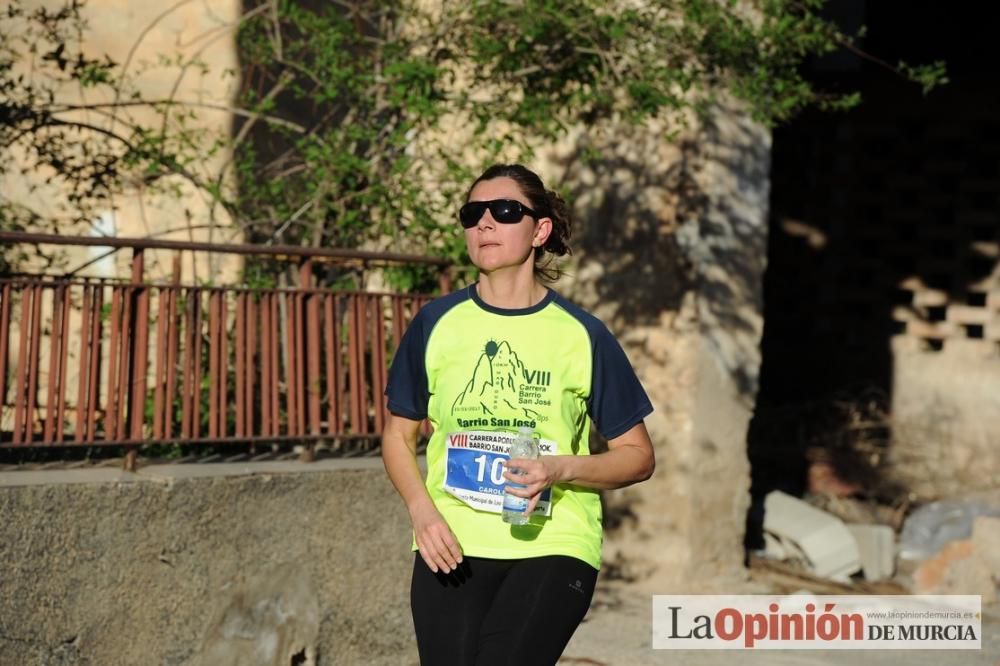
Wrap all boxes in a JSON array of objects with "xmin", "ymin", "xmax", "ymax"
[{"xmin": 503, "ymin": 456, "xmax": 566, "ymax": 514}]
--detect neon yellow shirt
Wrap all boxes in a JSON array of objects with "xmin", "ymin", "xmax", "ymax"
[{"xmin": 386, "ymin": 285, "xmax": 652, "ymax": 570}]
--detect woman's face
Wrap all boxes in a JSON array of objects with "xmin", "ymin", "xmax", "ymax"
[{"xmin": 464, "ymin": 176, "xmax": 551, "ymax": 274}]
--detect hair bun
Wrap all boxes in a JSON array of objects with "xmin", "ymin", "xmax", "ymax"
[{"xmin": 543, "ymin": 189, "xmax": 572, "ymax": 257}]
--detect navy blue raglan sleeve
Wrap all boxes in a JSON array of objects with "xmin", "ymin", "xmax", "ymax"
[
  {"xmin": 587, "ymin": 324, "xmax": 653, "ymax": 439},
  {"xmin": 385, "ymin": 310, "xmax": 429, "ymax": 420}
]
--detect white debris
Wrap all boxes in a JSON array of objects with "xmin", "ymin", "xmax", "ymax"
[
  {"xmin": 763, "ymin": 490, "xmax": 862, "ymax": 581},
  {"xmin": 846, "ymin": 524, "xmax": 895, "ymax": 582}
]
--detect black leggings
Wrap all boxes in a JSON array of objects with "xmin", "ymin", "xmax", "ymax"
[{"xmin": 410, "ymin": 553, "xmax": 598, "ymax": 666}]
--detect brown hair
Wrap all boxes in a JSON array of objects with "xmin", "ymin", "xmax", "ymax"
[{"xmin": 466, "ymin": 164, "xmax": 572, "ymax": 282}]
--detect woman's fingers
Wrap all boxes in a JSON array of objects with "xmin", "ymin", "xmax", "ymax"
[
  {"xmin": 503, "ymin": 458, "xmax": 547, "ymax": 513},
  {"xmin": 418, "ymin": 522, "xmax": 463, "ymax": 574},
  {"xmin": 418, "ymin": 534, "xmax": 449, "ymax": 573},
  {"xmin": 434, "ymin": 524, "xmax": 463, "ymax": 570},
  {"xmin": 504, "ymin": 458, "xmax": 546, "ymax": 487},
  {"xmin": 504, "ymin": 458, "xmax": 539, "ymax": 477},
  {"xmin": 417, "ymin": 545, "xmax": 440, "ymax": 574},
  {"xmin": 511, "ymin": 481, "xmax": 546, "ymax": 498},
  {"xmin": 503, "ymin": 460, "xmax": 547, "ymax": 498},
  {"xmin": 411, "ymin": 502, "xmax": 463, "ymax": 574}
]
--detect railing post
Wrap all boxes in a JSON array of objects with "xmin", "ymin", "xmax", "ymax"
[
  {"xmin": 0, "ymin": 284, "xmax": 12, "ymax": 439},
  {"xmin": 299, "ymin": 258, "xmax": 317, "ymax": 463},
  {"xmin": 438, "ymin": 267, "xmax": 452, "ymax": 295},
  {"xmin": 124, "ymin": 248, "xmax": 147, "ymax": 472},
  {"xmin": 11, "ymin": 285, "xmax": 37, "ymax": 444}
]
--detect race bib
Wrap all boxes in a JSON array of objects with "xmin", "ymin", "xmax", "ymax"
[{"xmin": 443, "ymin": 430, "xmax": 556, "ymax": 516}]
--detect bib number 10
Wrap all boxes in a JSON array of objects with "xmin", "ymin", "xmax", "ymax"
[{"xmin": 474, "ymin": 454, "xmax": 507, "ymax": 485}]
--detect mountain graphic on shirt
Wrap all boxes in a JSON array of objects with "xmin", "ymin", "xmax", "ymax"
[{"xmin": 451, "ymin": 339, "xmax": 540, "ymax": 420}]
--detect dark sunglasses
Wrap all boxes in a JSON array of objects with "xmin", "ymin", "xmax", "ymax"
[{"xmin": 458, "ymin": 199, "xmax": 539, "ymax": 228}]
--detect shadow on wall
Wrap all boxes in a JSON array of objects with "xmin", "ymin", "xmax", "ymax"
[
  {"xmin": 561, "ymin": 136, "xmax": 696, "ymax": 324},
  {"xmin": 541, "ymin": 112, "xmax": 771, "ymax": 554},
  {"xmin": 688, "ymin": 109, "xmax": 771, "ymax": 403},
  {"xmin": 556, "ymin": 108, "xmax": 770, "ymax": 408}
]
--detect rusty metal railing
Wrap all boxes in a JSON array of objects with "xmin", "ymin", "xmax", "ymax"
[{"xmin": 0, "ymin": 232, "xmax": 447, "ymax": 468}]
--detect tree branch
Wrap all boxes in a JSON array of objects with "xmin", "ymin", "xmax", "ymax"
[{"xmin": 44, "ymin": 99, "xmax": 306, "ymax": 133}]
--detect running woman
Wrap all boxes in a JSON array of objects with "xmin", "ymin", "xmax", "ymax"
[{"xmin": 383, "ymin": 163, "xmax": 655, "ymax": 666}]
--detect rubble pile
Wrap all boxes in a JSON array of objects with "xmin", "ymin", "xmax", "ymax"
[{"xmin": 753, "ymin": 460, "xmax": 1000, "ymax": 603}]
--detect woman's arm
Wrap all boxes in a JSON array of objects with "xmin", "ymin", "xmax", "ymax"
[
  {"xmin": 382, "ymin": 413, "xmax": 463, "ymax": 574},
  {"xmin": 503, "ymin": 421, "xmax": 655, "ymax": 513}
]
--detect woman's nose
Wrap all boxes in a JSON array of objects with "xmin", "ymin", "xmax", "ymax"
[{"xmin": 476, "ymin": 211, "xmax": 496, "ymax": 229}]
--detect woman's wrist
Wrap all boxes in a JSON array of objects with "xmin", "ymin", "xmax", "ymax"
[
  {"xmin": 406, "ymin": 493, "xmax": 436, "ymax": 518},
  {"xmin": 551, "ymin": 455, "xmax": 575, "ymax": 484}
]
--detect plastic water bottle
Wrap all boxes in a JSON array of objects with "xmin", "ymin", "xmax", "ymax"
[{"xmin": 502, "ymin": 426, "xmax": 538, "ymax": 525}]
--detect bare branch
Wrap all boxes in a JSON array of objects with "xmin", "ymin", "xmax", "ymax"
[
  {"xmin": 44, "ymin": 99, "xmax": 306, "ymax": 133},
  {"xmin": 269, "ymin": 0, "xmax": 283, "ymax": 60},
  {"xmin": 267, "ymin": 198, "xmax": 316, "ymax": 245},
  {"xmin": 110, "ymin": 0, "xmax": 198, "ymax": 136}
]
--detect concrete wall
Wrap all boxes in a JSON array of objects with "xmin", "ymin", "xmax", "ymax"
[{"xmin": 0, "ymin": 460, "xmax": 418, "ymax": 666}]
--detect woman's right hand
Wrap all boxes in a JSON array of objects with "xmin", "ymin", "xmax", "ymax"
[
  {"xmin": 409, "ymin": 498, "xmax": 463, "ymax": 574},
  {"xmin": 382, "ymin": 413, "xmax": 462, "ymax": 574}
]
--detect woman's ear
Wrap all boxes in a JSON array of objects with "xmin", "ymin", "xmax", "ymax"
[{"xmin": 533, "ymin": 217, "xmax": 553, "ymax": 248}]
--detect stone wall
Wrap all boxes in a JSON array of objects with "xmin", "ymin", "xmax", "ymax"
[
  {"xmin": 540, "ymin": 99, "xmax": 771, "ymax": 590},
  {"xmin": 0, "ymin": 460, "xmax": 418, "ymax": 666}
]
